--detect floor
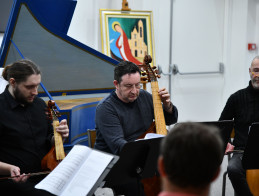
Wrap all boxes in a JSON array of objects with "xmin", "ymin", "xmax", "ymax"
[{"xmin": 210, "ymin": 155, "xmax": 234, "ymax": 196}]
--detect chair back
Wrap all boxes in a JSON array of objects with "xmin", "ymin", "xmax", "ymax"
[
  {"xmin": 247, "ymin": 169, "xmax": 259, "ymax": 196},
  {"xmin": 87, "ymin": 129, "xmax": 96, "ymax": 148},
  {"xmin": 230, "ymin": 128, "xmax": 235, "ymax": 139}
]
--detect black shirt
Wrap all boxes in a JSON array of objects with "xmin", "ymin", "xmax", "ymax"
[
  {"xmin": 0, "ymin": 87, "xmax": 53, "ymax": 174},
  {"xmin": 219, "ymin": 81, "xmax": 259, "ymax": 149}
]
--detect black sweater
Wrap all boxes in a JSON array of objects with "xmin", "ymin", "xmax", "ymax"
[
  {"xmin": 219, "ymin": 81, "xmax": 259, "ymax": 149},
  {"xmin": 94, "ymin": 90, "xmax": 178, "ymax": 155}
]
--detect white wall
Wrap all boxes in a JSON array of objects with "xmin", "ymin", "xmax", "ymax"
[
  {"xmin": 1, "ymin": 0, "xmax": 259, "ymax": 123},
  {"xmin": 68, "ymin": 0, "xmax": 259, "ymax": 122},
  {"xmin": 171, "ymin": 0, "xmax": 225, "ymax": 122}
]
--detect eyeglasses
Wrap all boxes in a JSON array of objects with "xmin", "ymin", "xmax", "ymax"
[
  {"xmin": 252, "ymin": 71, "xmax": 259, "ymax": 77},
  {"xmin": 122, "ymin": 83, "xmax": 142, "ymax": 90}
]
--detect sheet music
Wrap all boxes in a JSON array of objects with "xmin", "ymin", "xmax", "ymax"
[
  {"xmin": 35, "ymin": 145, "xmax": 114, "ymax": 196},
  {"xmin": 144, "ymin": 133, "xmax": 165, "ymax": 139}
]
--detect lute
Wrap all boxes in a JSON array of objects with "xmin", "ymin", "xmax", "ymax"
[
  {"xmin": 138, "ymin": 55, "xmax": 167, "ymax": 196},
  {"xmin": 139, "ymin": 55, "xmax": 167, "ymax": 136},
  {"xmin": 41, "ymin": 100, "xmax": 66, "ymax": 171}
]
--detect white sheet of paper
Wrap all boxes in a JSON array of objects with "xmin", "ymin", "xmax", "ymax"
[
  {"xmin": 35, "ymin": 145, "xmax": 114, "ymax": 196},
  {"xmin": 144, "ymin": 133, "xmax": 165, "ymax": 139}
]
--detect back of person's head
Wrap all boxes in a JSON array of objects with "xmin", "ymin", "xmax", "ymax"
[
  {"xmin": 160, "ymin": 122, "xmax": 223, "ymax": 189},
  {"xmin": 114, "ymin": 61, "xmax": 140, "ymax": 83},
  {"xmin": 2, "ymin": 59, "xmax": 40, "ymax": 84}
]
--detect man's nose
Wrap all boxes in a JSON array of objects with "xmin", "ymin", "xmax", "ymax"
[
  {"xmin": 131, "ymin": 86, "xmax": 138, "ymax": 93},
  {"xmin": 32, "ymin": 87, "xmax": 38, "ymax": 95}
]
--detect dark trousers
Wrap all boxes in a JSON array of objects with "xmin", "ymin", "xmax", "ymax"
[
  {"xmin": 0, "ymin": 175, "xmax": 54, "ymax": 196},
  {"xmin": 111, "ymin": 180, "xmax": 145, "ymax": 196},
  {"xmin": 227, "ymin": 152, "xmax": 253, "ymax": 196}
]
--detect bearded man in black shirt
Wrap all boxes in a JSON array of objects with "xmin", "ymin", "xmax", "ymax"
[
  {"xmin": 0, "ymin": 59, "xmax": 69, "ymax": 196},
  {"xmin": 219, "ymin": 56, "xmax": 259, "ymax": 196}
]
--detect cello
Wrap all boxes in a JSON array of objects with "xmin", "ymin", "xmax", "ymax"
[
  {"xmin": 41, "ymin": 100, "xmax": 66, "ymax": 171},
  {"xmin": 138, "ymin": 55, "xmax": 168, "ymax": 196}
]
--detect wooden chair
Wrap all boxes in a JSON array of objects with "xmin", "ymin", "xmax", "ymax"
[
  {"xmin": 87, "ymin": 129, "xmax": 96, "ymax": 148},
  {"xmin": 247, "ymin": 169, "xmax": 259, "ymax": 196},
  {"xmin": 243, "ymin": 123, "xmax": 259, "ymax": 196}
]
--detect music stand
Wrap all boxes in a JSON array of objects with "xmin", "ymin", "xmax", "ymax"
[
  {"xmin": 242, "ymin": 122, "xmax": 259, "ymax": 170},
  {"xmin": 176, "ymin": 120, "xmax": 234, "ymax": 159},
  {"xmin": 200, "ymin": 120, "xmax": 234, "ymax": 156},
  {"xmin": 103, "ymin": 137, "xmax": 163, "ymax": 187}
]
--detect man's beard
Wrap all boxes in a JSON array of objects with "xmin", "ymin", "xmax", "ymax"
[
  {"xmin": 13, "ymin": 87, "xmax": 33, "ymax": 105},
  {"xmin": 251, "ymin": 77, "xmax": 259, "ymax": 90}
]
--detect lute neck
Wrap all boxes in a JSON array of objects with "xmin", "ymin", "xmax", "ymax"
[
  {"xmin": 151, "ymin": 81, "xmax": 167, "ymax": 135},
  {"xmin": 53, "ymin": 118, "xmax": 65, "ymax": 161}
]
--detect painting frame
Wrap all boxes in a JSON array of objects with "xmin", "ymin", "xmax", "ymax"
[{"xmin": 100, "ymin": 9, "xmax": 156, "ymax": 66}]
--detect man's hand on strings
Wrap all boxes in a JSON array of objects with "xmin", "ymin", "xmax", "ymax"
[
  {"xmin": 56, "ymin": 119, "xmax": 69, "ymax": 140},
  {"xmin": 158, "ymin": 88, "xmax": 173, "ymax": 113}
]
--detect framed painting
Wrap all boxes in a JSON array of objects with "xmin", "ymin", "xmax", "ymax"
[{"xmin": 100, "ymin": 9, "xmax": 156, "ymax": 66}]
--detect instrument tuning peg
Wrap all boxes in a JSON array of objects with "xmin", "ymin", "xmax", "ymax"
[
  {"xmin": 156, "ymin": 74, "xmax": 161, "ymax": 78},
  {"xmin": 141, "ymin": 77, "xmax": 148, "ymax": 81},
  {"xmin": 141, "ymin": 72, "xmax": 147, "ymax": 76},
  {"xmin": 152, "ymin": 66, "xmax": 157, "ymax": 69}
]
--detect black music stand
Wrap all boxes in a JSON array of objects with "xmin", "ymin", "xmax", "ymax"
[
  {"xmin": 88, "ymin": 153, "xmax": 119, "ymax": 196},
  {"xmin": 242, "ymin": 122, "xmax": 259, "ymax": 170},
  {"xmin": 176, "ymin": 120, "xmax": 234, "ymax": 159},
  {"xmin": 103, "ymin": 137, "xmax": 163, "ymax": 187},
  {"xmin": 200, "ymin": 120, "xmax": 234, "ymax": 156}
]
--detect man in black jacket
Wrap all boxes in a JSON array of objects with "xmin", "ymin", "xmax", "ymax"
[{"xmin": 219, "ymin": 56, "xmax": 259, "ymax": 196}]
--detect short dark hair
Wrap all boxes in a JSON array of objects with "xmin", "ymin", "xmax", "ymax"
[
  {"xmin": 114, "ymin": 61, "xmax": 141, "ymax": 83},
  {"xmin": 2, "ymin": 59, "xmax": 40, "ymax": 84},
  {"xmin": 160, "ymin": 122, "xmax": 223, "ymax": 188}
]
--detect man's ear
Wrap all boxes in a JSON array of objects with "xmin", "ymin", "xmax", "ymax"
[
  {"xmin": 9, "ymin": 78, "xmax": 16, "ymax": 87},
  {"xmin": 113, "ymin": 80, "xmax": 119, "ymax": 88},
  {"xmin": 249, "ymin": 67, "xmax": 252, "ymax": 75},
  {"xmin": 158, "ymin": 156, "xmax": 167, "ymax": 177}
]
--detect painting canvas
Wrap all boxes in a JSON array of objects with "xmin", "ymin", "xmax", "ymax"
[{"xmin": 100, "ymin": 9, "xmax": 155, "ymax": 66}]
